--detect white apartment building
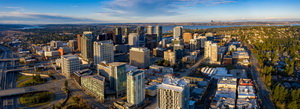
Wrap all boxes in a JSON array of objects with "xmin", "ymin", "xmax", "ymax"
[
  {"xmin": 127, "ymin": 70, "xmax": 145, "ymax": 105},
  {"xmin": 157, "ymin": 76, "xmax": 190, "ymax": 109},
  {"xmin": 61, "ymin": 54, "xmax": 80, "ymax": 78},
  {"xmin": 93, "ymin": 40, "xmax": 114, "ymax": 65}
]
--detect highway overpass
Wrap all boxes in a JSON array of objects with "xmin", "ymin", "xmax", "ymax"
[{"xmin": 0, "ymin": 79, "xmax": 64, "ymax": 97}]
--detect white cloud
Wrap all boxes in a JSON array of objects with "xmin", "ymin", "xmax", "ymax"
[{"xmin": 0, "ymin": 12, "xmax": 103, "ymax": 24}]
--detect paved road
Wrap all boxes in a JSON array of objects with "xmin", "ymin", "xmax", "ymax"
[
  {"xmin": 0, "ymin": 61, "xmax": 50, "ymax": 69},
  {"xmin": 246, "ymin": 44, "xmax": 275, "ymax": 109},
  {"xmin": 0, "ymin": 45, "xmax": 19, "ymax": 109},
  {"xmin": 0, "ymin": 58, "xmax": 19, "ymax": 62},
  {"xmin": 179, "ymin": 55, "xmax": 206, "ymax": 78},
  {"xmin": 0, "ymin": 79, "xmax": 66, "ymax": 97}
]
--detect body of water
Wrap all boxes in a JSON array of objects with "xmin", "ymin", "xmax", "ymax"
[{"xmin": 19, "ymin": 26, "xmax": 44, "ymax": 29}]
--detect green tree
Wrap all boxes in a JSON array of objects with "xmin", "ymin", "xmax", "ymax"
[
  {"xmin": 163, "ymin": 60, "xmax": 169, "ymax": 66},
  {"xmin": 287, "ymin": 101, "xmax": 298, "ymax": 109},
  {"xmin": 64, "ymin": 80, "xmax": 68, "ymax": 88}
]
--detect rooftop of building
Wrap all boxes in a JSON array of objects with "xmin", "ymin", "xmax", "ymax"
[
  {"xmin": 192, "ymin": 88, "xmax": 205, "ymax": 94},
  {"xmin": 73, "ymin": 69, "xmax": 92, "ymax": 76},
  {"xmin": 61, "ymin": 54, "xmax": 79, "ymax": 60},
  {"xmin": 182, "ymin": 76, "xmax": 204, "ymax": 82},
  {"xmin": 236, "ymin": 98, "xmax": 258, "ymax": 108},
  {"xmin": 232, "ymin": 51, "xmax": 249, "ymax": 57},
  {"xmin": 82, "ymin": 75, "xmax": 105, "ymax": 81},
  {"xmin": 157, "ymin": 76, "xmax": 189, "ymax": 92},
  {"xmin": 229, "ymin": 69, "xmax": 247, "ymax": 79},
  {"xmin": 59, "ymin": 47, "xmax": 72, "ymax": 49},
  {"xmin": 197, "ymin": 81, "xmax": 209, "ymax": 87},
  {"xmin": 146, "ymin": 85, "xmax": 157, "ymax": 91},
  {"xmin": 239, "ymin": 78, "xmax": 253, "ymax": 86},
  {"xmin": 218, "ymin": 77, "xmax": 237, "ymax": 85},
  {"xmin": 153, "ymin": 47, "xmax": 165, "ymax": 51},
  {"xmin": 108, "ymin": 62, "xmax": 126, "ymax": 66},
  {"xmin": 238, "ymin": 86, "xmax": 255, "ymax": 94},
  {"xmin": 130, "ymin": 47, "xmax": 149, "ymax": 52},
  {"xmin": 128, "ymin": 70, "xmax": 143, "ymax": 76},
  {"xmin": 215, "ymin": 88, "xmax": 236, "ymax": 99},
  {"xmin": 94, "ymin": 40, "xmax": 113, "ymax": 44}
]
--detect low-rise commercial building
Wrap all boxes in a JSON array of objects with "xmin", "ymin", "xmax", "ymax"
[{"xmin": 81, "ymin": 75, "xmax": 105, "ymax": 102}]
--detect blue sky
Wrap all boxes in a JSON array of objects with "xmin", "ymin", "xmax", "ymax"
[{"xmin": 0, "ymin": 0, "xmax": 299, "ymax": 24}]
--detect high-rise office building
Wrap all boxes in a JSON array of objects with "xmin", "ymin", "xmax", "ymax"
[
  {"xmin": 198, "ymin": 36, "xmax": 207, "ymax": 48},
  {"xmin": 129, "ymin": 47, "xmax": 150, "ymax": 69},
  {"xmin": 81, "ymin": 75, "xmax": 105, "ymax": 102},
  {"xmin": 183, "ymin": 32, "xmax": 193, "ymax": 44},
  {"xmin": 147, "ymin": 26, "xmax": 153, "ymax": 34},
  {"xmin": 128, "ymin": 33, "xmax": 139, "ymax": 47},
  {"xmin": 161, "ymin": 39, "xmax": 167, "ymax": 48},
  {"xmin": 109, "ymin": 62, "xmax": 127, "ymax": 97},
  {"xmin": 204, "ymin": 41, "xmax": 218, "ymax": 63},
  {"xmin": 189, "ymin": 39, "xmax": 198, "ymax": 51},
  {"xmin": 157, "ymin": 76, "xmax": 190, "ymax": 109},
  {"xmin": 68, "ymin": 40, "xmax": 78, "ymax": 52},
  {"xmin": 156, "ymin": 26, "xmax": 162, "ymax": 42},
  {"xmin": 145, "ymin": 34, "xmax": 157, "ymax": 50},
  {"xmin": 81, "ymin": 31, "xmax": 95, "ymax": 62},
  {"xmin": 77, "ymin": 34, "xmax": 81, "ymax": 51},
  {"xmin": 98, "ymin": 33, "xmax": 114, "ymax": 41},
  {"xmin": 136, "ymin": 26, "xmax": 145, "ymax": 35},
  {"xmin": 164, "ymin": 50, "xmax": 176, "ymax": 65},
  {"xmin": 136, "ymin": 26, "xmax": 145, "ymax": 42},
  {"xmin": 124, "ymin": 27, "xmax": 130, "ymax": 37},
  {"xmin": 113, "ymin": 35, "xmax": 123, "ymax": 44},
  {"xmin": 115, "ymin": 27, "xmax": 122, "ymax": 36},
  {"xmin": 173, "ymin": 26, "xmax": 183, "ymax": 39},
  {"xmin": 127, "ymin": 70, "xmax": 145, "ymax": 105},
  {"xmin": 61, "ymin": 55, "xmax": 80, "ymax": 78},
  {"xmin": 93, "ymin": 40, "xmax": 114, "ymax": 65},
  {"xmin": 124, "ymin": 27, "xmax": 130, "ymax": 44}
]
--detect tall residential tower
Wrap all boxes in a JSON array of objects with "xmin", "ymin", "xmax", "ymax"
[
  {"xmin": 156, "ymin": 26, "xmax": 162, "ymax": 42},
  {"xmin": 127, "ymin": 70, "xmax": 145, "ymax": 105},
  {"xmin": 81, "ymin": 31, "xmax": 95, "ymax": 62},
  {"xmin": 173, "ymin": 26, "xmax": 183, "ymax": 39},
  {"xmin": 157, "ymin": 76, "xmax": 190, "ymax": 109},
  {"xmin": 93, "ymin": 40, "xmax": 114, "ymax": 65}
]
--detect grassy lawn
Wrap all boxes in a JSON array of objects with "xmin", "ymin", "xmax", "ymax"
[
  {"xmin": 17, "ymin": 79, "xmax": 46, "ymax": 87},
  {"xmin": 17, "ymin": 75, "xmax": 32, "ymax": 82},
  {"xmin": 62, "ymin": 96, "xmax": 91, "ymax": 109},
  {"xmin": 17, "ymin": 75, "xmax": 46, "ymax": 87},
  {"xmin": 20, "ymin": 92, "xmax": 55, "ymax": 108}
]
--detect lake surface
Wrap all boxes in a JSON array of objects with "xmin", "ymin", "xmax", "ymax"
[{"xmin": 19, "ymin": 26, "xmax": 44, "ymax": 29}]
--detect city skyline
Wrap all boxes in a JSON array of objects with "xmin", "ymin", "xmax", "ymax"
[{"xmin": 0, "ymin": 0, "xmax": 300, "ymax": 24}]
